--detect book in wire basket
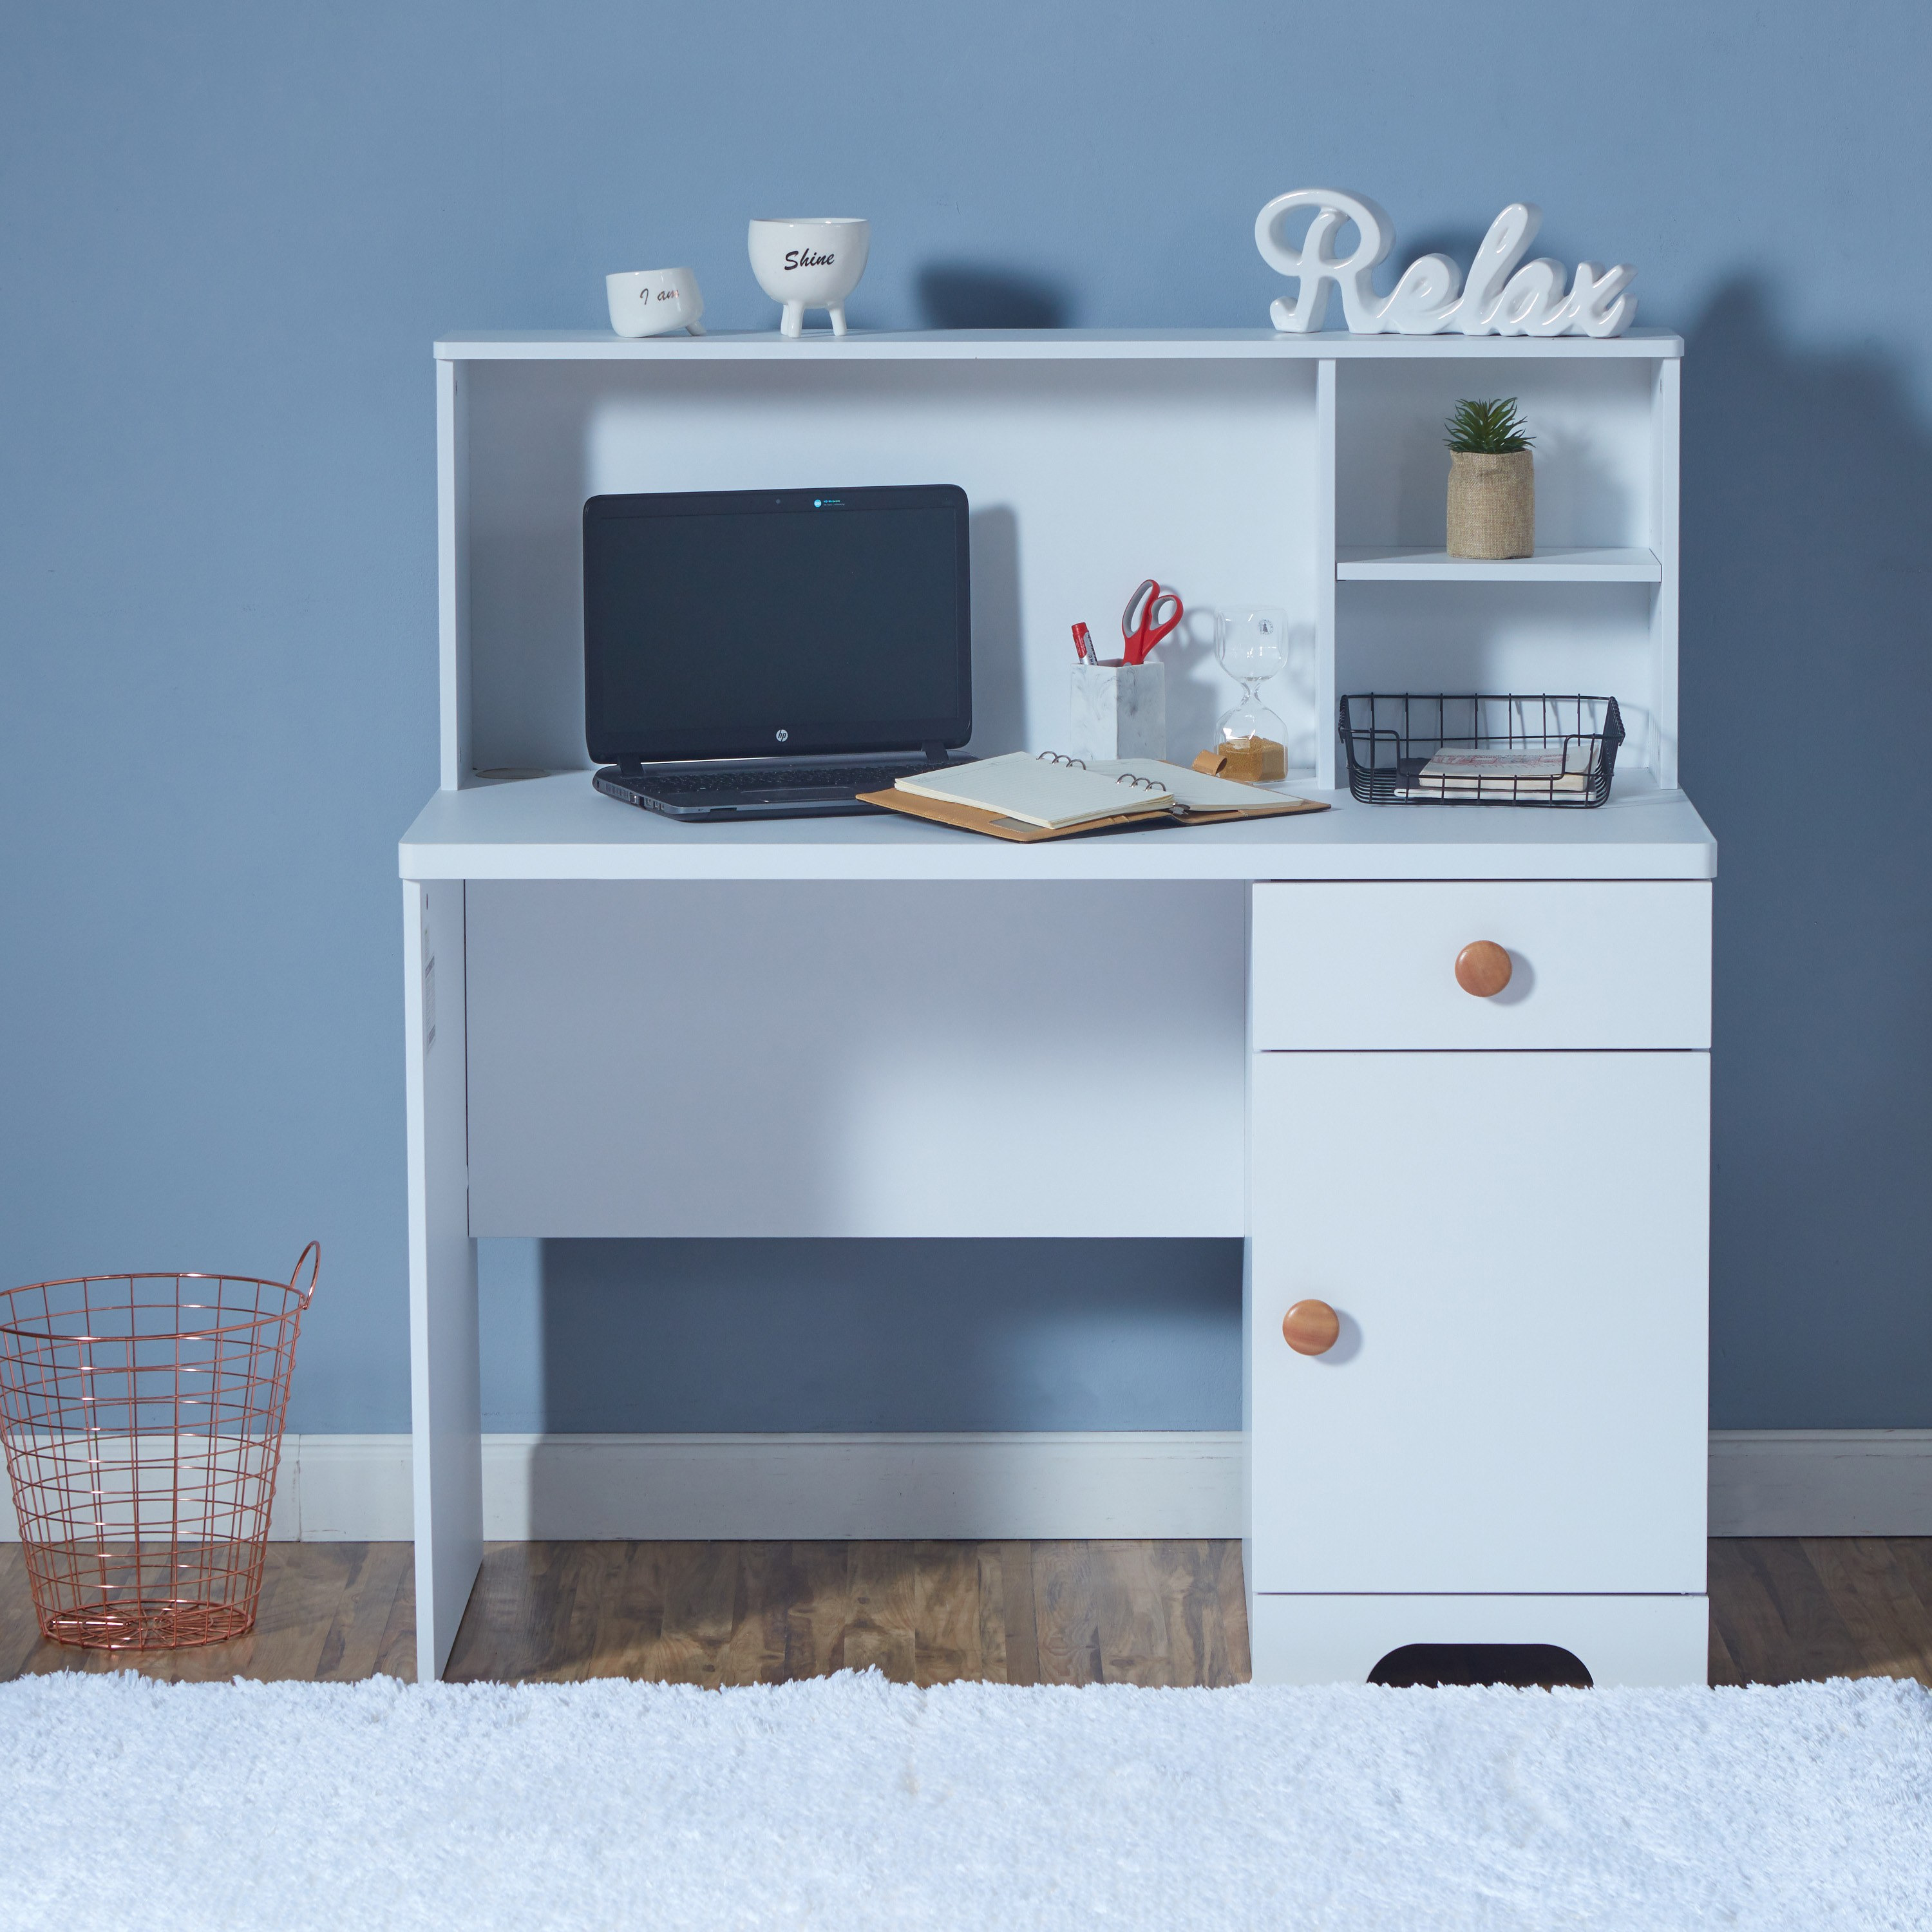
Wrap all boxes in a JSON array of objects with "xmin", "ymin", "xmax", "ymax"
[{"xmin": 1338, "ymin": 694, "xmax": 1624, "ymax": 808}]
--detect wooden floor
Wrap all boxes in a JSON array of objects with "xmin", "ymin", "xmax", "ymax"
[{"xmin": 4, "ymin": 1538, "xmax": 1931, "ymax": 1687}]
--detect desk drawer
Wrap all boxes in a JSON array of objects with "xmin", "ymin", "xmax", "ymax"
[{"xmin": 1250, "ymin": 881, "xmax": 1710, "ymax": 1051}]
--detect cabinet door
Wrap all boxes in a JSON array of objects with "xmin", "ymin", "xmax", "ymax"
[{"xmin": 1248, "ymin": 1050, "xmax": 1707, "ymax": 1595}]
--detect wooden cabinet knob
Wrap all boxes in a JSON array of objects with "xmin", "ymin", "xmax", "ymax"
[
  {"xmin": 1282, "ymin": 1300, "xmax": 1341, "ymax": 1356},
  {"xmin": 1454, "ymin": 940, "xmax": 1513, "ymax": 997}
]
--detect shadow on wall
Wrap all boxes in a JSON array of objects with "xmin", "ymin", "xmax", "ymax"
[
  {"xmin": 916, "ymin": 265, "xmax": 1072, "ymax": 330},
  {"xmin": 969, "ymin": 504, "xmax": 1024, "ymax": 754},
  {"xmin": 1681, "ymin": 278, "xmax": 1932, "ymax": 1426},
  {"xmin": 528, "ymin": 1237, "xmax": 1241, "ymax": 1434}
]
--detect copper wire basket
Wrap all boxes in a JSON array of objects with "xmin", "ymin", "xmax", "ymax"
[{"xmin": 0, "ymin": 1244, "xmax": 318, "ymax": 1650}]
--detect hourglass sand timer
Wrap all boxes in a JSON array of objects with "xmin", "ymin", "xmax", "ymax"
[{"xmin": 1213, "ymin": 606, "xmax": 1290, "ymax": 782}]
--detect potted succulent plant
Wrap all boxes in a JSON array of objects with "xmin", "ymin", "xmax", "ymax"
[{"xmin": 1444, "ymin": 397, "xmax": 1535, "ymax": 559}]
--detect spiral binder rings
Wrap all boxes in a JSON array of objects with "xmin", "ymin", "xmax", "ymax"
[
  {"xmin": 1037, "ymin": 750, "xmax": 1164, "ymax": 784},
  {"xmin": 859, "ymin": 750, "xmax": 1328, "ymax": 843}
]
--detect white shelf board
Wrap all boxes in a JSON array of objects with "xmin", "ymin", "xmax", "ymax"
[
  {"xmin": 398, "ymin": 770, "xmax": 1715, "ymax": 885},
  {"xmin": 433, "ymin": 328, "xmax": 1685, "ymax": 364},
  {"xmin": 1337, "ymin": 546, "xmax": 1662, "ymax": 583}
]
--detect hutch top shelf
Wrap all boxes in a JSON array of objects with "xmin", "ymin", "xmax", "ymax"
[{"xmin": 434, "ymin": 328, "xmax": 1685, "ymax": 363}]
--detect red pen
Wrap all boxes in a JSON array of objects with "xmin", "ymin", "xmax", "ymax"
[{"xmin": 1071, "ymin": 622, "xmax": 1099, "ymax": 665}]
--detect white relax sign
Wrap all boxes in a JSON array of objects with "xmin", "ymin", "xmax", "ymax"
[{"xmin": 1254, "ymin": 189, "xmax": 1637, "ymax": 338}]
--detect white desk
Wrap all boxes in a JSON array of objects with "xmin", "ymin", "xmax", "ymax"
[
  {"xmin": 401, "ymin": 773, "xmax": 1715, "ymax": 1683},
  {"xmin": 406, "ymin": 324, "xmax": 1710, "ymax": 1686}
]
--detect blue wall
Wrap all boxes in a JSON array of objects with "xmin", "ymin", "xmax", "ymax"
[{"xmin": 3, "ymin": 1, "xmax": 1927, "ymax": 1434}]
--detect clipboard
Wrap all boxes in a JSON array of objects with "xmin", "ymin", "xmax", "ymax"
[{"xmin": 856, "ymin": 787, "xmax": 1329, "ymax": 843}]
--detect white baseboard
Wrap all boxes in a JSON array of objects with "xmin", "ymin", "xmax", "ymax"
[
  {"xmin": 1707, "ymin": 1430, "xmax": 1932, "ymax": 1536},
  {"xmin": 5, "ymin": 1430, "xmax": 1927, "ymax": 1542},
  {"xmin": 283, "ymin": 1434, "xmax": 413, "ymax": 1541},
  {"xmin": 475, "ymin": 1432, "xmax": 1245, "ymax": 1541},
  {"xmin": 0, "ymin": 1432, "xmax": 1245, "ymax": 1542}
]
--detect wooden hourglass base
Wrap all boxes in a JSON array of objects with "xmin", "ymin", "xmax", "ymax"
[{"xmin": 1194, "ymin": 737, "xmax": 1287, "ymax": 783}]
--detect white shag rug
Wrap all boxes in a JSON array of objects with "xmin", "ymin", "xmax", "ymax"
[{"xmin": 1, "ymin": 1672, "xmax": 1929, "ymax": 1931}]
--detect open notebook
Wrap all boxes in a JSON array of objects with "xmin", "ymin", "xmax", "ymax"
[{"xmin": 860, "ymin": 752, "xmax": 1327, "ymax": 840}]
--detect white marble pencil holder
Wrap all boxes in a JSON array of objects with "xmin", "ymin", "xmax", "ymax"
[{"xmin": 1069, "ymin": 661, "xmax": 1166, "ymax": 764}]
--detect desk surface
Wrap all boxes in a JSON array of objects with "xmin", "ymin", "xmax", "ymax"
[{"xmin": 399, "ymin": 771, "xmax": 1716, "ymax": 882}]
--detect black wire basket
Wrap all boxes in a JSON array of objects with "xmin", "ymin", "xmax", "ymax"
[{"xmin": 1338, "ymin": 694, "xmax": 1624, "ymax": 808}]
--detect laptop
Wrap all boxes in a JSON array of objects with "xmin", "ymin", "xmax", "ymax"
[{"xmin": 584, "ymin": 484, "xmax": 972, "ymax": 820}]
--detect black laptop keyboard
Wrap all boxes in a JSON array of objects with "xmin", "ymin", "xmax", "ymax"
[{"xmin": 652, "ymin": 762, "xmax": 941, "ymax": 795}]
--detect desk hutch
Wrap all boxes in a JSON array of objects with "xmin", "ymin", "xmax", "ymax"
[{"xmin": 401, "ymin": 328, "xmax": 1714, "ymax": 1685}]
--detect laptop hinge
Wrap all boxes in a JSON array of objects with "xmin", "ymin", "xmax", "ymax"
[
  {"xmin": 618, "ymin": 759, "xmax": 645, "ymax": 777},
  {"xmin": 922, "ymin": 741, "xmax": 949, "ymax": 765}
]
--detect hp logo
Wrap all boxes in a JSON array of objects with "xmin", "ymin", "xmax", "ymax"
[{"xmin": 775, "ymin": 729, "xmax": 789, "ymax": 742}]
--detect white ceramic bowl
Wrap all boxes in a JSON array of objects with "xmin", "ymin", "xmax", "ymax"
[
  {"xmin": 605, "ymin": 267, "xmax": 706, "ymax": 339},
  {"xmin": 746, "ymin": 218, "xmax": 869, "ymax": 338}
]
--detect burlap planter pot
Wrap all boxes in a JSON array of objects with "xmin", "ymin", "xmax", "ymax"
[{"xmin": 1446, "ymin": 450, "xmax": 1535, "ymax": 558}]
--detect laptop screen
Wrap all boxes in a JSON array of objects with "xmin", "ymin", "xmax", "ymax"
[{"xmin": 583, "ymin": 484, "xmax": 972, "ymax": 764}]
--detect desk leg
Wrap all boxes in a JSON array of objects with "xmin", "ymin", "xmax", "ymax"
[{"xmin": 403, "ymin": 878, "xmax": 482, "ymax": 1681}]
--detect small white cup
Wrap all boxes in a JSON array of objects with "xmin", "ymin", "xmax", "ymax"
[
  {"xmin": 746, "ymin": 218, "xmax": 870, "ymax": 338},
  {"xmin": 605, "ymin": 267, "xmax": 706, "ymax": 339}
]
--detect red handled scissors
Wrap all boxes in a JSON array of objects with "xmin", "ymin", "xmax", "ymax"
[{"xmin": 1121, "ymin": 579, "xmax": 1184, "ymax": 666}]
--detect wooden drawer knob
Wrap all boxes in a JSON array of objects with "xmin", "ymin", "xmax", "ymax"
[
  {"xmin": 1282, "ymin": 1300, "xmax": 1341, "ymax": 1356},
  {"xmin": 1455, "ymin": 940, "xmax": 1513, "ymax": 997}
]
